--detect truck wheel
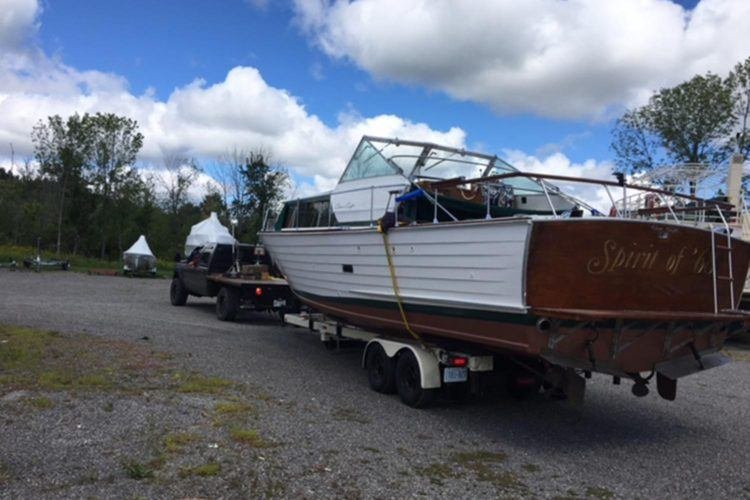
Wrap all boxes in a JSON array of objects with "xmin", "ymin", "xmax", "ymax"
[
  {"xmin": 170, "ymin": 278, "xmax": 188, "ymax": 306},
  {"xmin": 366, "ymin": 343, "xmax": 396, "ymax": 394},
  {"xmin": 395, "ymin": 350, "xmax": 437, "ymax": 408},
  {"xmin": 216, "ymin": 287, "xmax": 240, "ymax": 321}
]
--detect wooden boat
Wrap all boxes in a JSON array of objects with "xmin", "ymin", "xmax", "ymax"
[{"xmin": 261, "ymin": 136, "xmax": 750, "ymax": 400}]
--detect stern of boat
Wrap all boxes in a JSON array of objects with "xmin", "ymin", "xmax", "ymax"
[{"xmin": 523, "ymin": 219, "xmax": 750, "ymax": 396}]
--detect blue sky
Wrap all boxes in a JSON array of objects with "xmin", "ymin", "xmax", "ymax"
[{"xmin": 0, "ymin": 0, "xmax": 746, "ymax": 196}]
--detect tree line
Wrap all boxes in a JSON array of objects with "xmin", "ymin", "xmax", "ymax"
[{"xmin": 0, "ymin": 112, "xmax": 288, "ymax": 261}]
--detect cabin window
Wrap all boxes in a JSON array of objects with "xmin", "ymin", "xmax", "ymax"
[
  {"xmin": 283, "ymin": 198, "xmax": 337, "ymax": 228},
  {"xmin": 340, "ymin": 141, "xmax": 400, "ymax": 182}
]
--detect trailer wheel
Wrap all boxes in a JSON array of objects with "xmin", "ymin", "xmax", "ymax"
[
  {"xmin": 170, "ymin": 278, "xmax": 188, "ymax": 306},
  {"xmin": 216, "ymin": 287, "xmax": 240, "ymax": 321},
  {"xmin": 365, "ymin": 344, "xmax": 396, "ymax": 394},
  {"xmin": 395, "ymin": 351, "xmax": 437, "ymax": 408}
]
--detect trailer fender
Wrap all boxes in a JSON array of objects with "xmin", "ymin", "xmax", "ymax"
[{"xmin": 363, "ymin": 339, "xmax": 441, "ymax": 389}]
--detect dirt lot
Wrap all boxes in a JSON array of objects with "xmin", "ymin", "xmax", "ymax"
[{"xmin": 1, "ymin": 271, "xmax": 750, "ymax": 499}]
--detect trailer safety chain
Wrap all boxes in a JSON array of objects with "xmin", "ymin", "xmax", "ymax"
[{"xmin": 378, "ymin": 224, "xmax": 427, "ymax": 348}]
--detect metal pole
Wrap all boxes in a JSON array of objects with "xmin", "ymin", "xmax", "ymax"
[
  {"xmin": 485, "ymin": 185, "xmax": 491, "ymax": 220},
  {"xmin": 433, "ymin": 188, "xmax": 439, "ymax": 224},
  {"xmin": 540, "ymin": 181, "xmax": 557, "ymax": 218},
  {"xmin": 604, "ymin": 185, "xmax": 620, "ymax": 218},
  {"xmin": 369, "ymin": 186, "xmax": 374, "ymax": 227}
]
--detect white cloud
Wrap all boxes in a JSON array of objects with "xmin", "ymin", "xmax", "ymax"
[
  {"xmin": 294, "ymin": 0, "xmax": 750, "ymax": 120},
  {"xmin": 0, "ymin": 0, "xmax": 38, "ymax": 51}
]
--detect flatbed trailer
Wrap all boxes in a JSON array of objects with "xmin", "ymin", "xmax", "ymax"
[
  {"xmin": 281, "ymin": 311, "xmax": 545, "ymax": 408},
  {"xmin": 170, "ymin": 242, "xmax": 298, "ymax": 321}
]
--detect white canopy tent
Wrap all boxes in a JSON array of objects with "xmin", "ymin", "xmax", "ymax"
[
  {"xmin": 123, "ymin": 235, "xmax": 157, "ymax": 274},
  {"xmin": 124, "ymin": 234, "xmax": 155, "ymax": 258},
  {"xmin": 184, "ymin": 212, "xmax": 236, "ymax": 256}
]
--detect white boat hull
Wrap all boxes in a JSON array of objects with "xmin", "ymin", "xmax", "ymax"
[{"xmin": 261, "ymin": 218, "xmax": 531, "ymax": 314}]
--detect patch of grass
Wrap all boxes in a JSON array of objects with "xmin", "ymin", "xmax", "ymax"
[
  {"xmin": 36, "ymin": 370, "xmax": 114, "ymax": 391},
  {"xmin": 176, "ymin": 373, "xmax": 233, "ymax": 394},
  {"xmin": 521, "ymin": 463, "xmax": 541, "ymax": 473},
  {"xmin": 179, "ymin": 462, "xmax": 221, "ymax": 478},
  {"xmin": 122, "ymin": 460, "xmax": 154, "ymax": 480},
  {"xmin": 362, "ymin": 446, "xmax": 380, "ymax": 453},
  {"xmin": 163, "ymin": 432, "xmax": 199, "ymax": 453},
  {"xmin": 451, "ymin": 450, "xmax": 507, "ymax": 465},
  {"xmin": 76, "ymin": 472, "xmax": 99, "ymax": 485},
  {"xmin": 0, "ymin": 244, "xmax": 174, "ymax": 278},
  {"xmin": 229, "ymin": 427, "xmax": 272, "ymax": 448},
  {"xmin": 553, "ymin": 490, "xmax": 580, "ymax": 500},
  {"xmin": 214, "ymin": 401, "xmax": 255, "ymax": 416},
  {"xmin": 450, "ymin": 450, "xmax": 526, "ymax": 493},
  {"xmin": 585, "ymin": 486, "xmax": 614, "ymax": 499},
  {"xmin": 0, "ymin": 325, "xmax": 55, "ymax": 371},
  {"xmin": 415, "ymin": 463, "xmax": 456, "ymax": 486},
  {"xmin": 25, "ymin": 396, "xmax": 54, "ymax": 410},
  {"xmin": 331, "ymin": 407, "xmax": 370, "ymax": 424},
  {"xmin": 0, "ymin": 461, "xmax": 12, "ymax": 483}
]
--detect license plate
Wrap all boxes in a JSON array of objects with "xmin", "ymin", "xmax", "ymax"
[
  {"xmin": 273, "ymin": 299, "xmax": 286, "ymax": 308},
  {"xmin": 443, "ymin": 367, "xmax": 468, "ymax": 383}
]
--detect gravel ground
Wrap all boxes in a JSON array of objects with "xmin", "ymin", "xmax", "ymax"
[{"xmin": 1, "ymin": 271, "xmax": 750, "ymax": 499}]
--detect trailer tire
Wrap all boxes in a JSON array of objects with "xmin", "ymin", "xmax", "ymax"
[
  {"xmin": 395, "ymin": 350, "xmax": 437, "ymax": 408},
  {"xmin": 365, "ymin": 343, "xmax": 396, "ymax": 394},
  {"xmin": 216, "ymin": 287, "xmax": 240, "ymax": 321},
  {"xmin": 170, "ymin": 278, "xmax": 188, "ymax": 306}
]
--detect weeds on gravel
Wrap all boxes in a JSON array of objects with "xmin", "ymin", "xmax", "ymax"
[
  {"xmin": 585, "ymin": 486, "xmax": 614, "ymax": 499},
  {"xmin": 0, "ymin": 325, "xmax": 54, "ymax": 370},
  {"xmin": 415, "ymin": 463, "xmax": 457, "ymax": 486},
  {"xmin": 175, "ymin": 373, "xmax": 233, "ymax": 394},
  {"xmin": 447, "ymin": 450, "xmax": 527, "ymax": 493},
  {"xmin": 215, "ymin": 401, "xmax": 256, "ymax": 416},
  {"xmin": 179, "ymin": 462, "xmax": 221, "ymax": 478},
  {"xmin": 521, "ymin": 463, "xmax": 541, "ymax": 473},
  {"xmin": 24, "ymin": 396, "xmax": 54, "ymax": 410},
  {"xmin": 229, "ymin": 427, "xmax": 272, "ymax": 448},
  {"xmin": 122, "ymin": 460, "xmax": 155, "ymax": 480},
  {"xmin": 163, "ymin": 432, "xmax": 199, "ymax": 453},
  {"xmin": 0, "ymin": 461, "xmax": 12, "ymax": 483},
  {"xmin": 331, "ymin": 406, "xmax": 370, "ymax": 424}
]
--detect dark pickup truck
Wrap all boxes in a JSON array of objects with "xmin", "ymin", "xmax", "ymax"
[{"xmin": 170, "ymin": 242, "xmax": 298, "ymax": 321}]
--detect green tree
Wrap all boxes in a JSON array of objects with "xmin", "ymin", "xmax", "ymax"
[
  {"xmin": 611, "ymin": 72, "xmax": 736, "ymax": 193},
  {"xmin": 200, "ymin": 187, "xmax": 227, "ymax": 218},
  {"xmin": 238, "ymin": 150, "xmax": 289, "ymax": 242},
  {"xmin": 86, "ymin": 113, "xmax": 144, "ymax": 258},
  {"xmin": 727, "ymin": 56, "xmax": 750, "ymax": 158},
  {"xmin": 31, "ymin": 114, "xmax": 92, "ymax": 254}
]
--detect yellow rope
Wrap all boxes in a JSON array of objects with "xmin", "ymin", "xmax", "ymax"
[{"xmin": 379, "ymin": 228, "xmax": 425, "ymax": 347}]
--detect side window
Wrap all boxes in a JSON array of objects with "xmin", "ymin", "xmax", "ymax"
[{"xmin": 340, "ymin": 141, "xmax": 398, "ymax": 182}]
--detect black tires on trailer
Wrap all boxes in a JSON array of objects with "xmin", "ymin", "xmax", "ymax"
[
  {"xmin": 170, "ymin": 277, "xmax": 188, "ymax": 306},
  {"xmin": 216, "ymin": 286, "xmax": 240, "ymax": 321},
  {"xmin": 395, "ymin": 350, "xmax": 437, "ymax": 408},
  {"xmin": 365, "ymin": 343, "xmax": 396, "ymax": 394}
]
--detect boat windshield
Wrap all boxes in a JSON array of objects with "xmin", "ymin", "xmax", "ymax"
[
  {"xmin": 339, "ymin": 140, "xmax": 404, "ymax": 182},
  {"xmin": 340, "ymin": 136, "xmax": 555, "ymax": 196}
]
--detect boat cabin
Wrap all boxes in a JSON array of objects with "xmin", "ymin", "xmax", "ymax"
[{"xmin": 273, "ymin": 136, "xmax": 579, "ymax": 230}]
